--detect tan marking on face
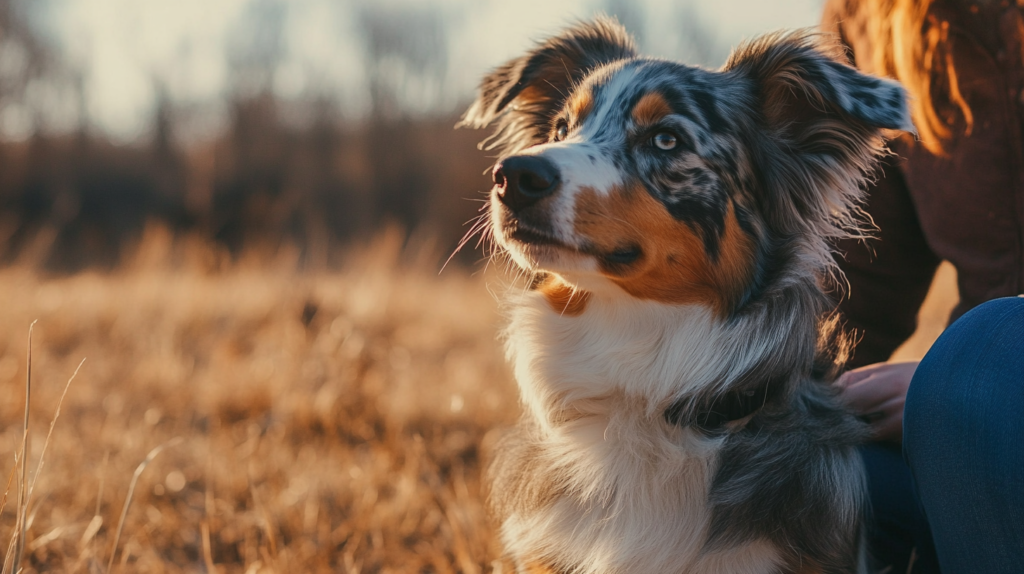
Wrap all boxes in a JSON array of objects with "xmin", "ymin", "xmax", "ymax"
[
  {"xmin": 537, "ymin": 274, "xmax": 591, "ymax": 316},
  {"xmin": 631, "ymin": 91, "xmax": 673, "ymax": 126},
  {"xmin": 568, "ymin": 90, "xmax": 594, "ymax": 123},
  {"xmin": 518, "ymin": 85, "xmax": 551, "ymax": 109},
  {"xmin": 573, "ymin": 184, "xmax": 754, "ymax": 316}
]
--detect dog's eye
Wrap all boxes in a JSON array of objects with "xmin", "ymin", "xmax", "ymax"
[
  {"xmin": 553, "ymin": 121, "xmax": 568, "ymax": 142},
  {"xmin": 652, "ymin": 132, "xmax": 677, "ymax": 151}
]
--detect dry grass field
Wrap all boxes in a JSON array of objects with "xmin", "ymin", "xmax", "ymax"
[
  {"xmin": 0, "ymin": 228, "xmax": 519, "ymax": 573},
  {"xmin": 0, "ymin": 227, "xmax": 957, "ymax": 573}
]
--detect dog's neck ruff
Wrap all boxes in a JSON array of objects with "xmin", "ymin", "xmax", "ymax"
[{"xmin": 504, "ymin": 284, "xmax": 813, "ymax": 433}]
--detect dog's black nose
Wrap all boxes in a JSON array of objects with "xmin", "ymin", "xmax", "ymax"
[{"xmin": 493, "ymin": 155, "xmax": 560, "ymax": 211}]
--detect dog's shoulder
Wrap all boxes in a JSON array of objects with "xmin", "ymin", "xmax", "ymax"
[{"xmin": 707, "ymin": 380, "xmax": 869, "ymax": 571}]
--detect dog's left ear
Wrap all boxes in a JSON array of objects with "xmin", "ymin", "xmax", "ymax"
[
  {"xmin": 724, "ymin": 32, "xmax": 913, "ymax": 236},
  {"xmin": 726, "ymin": 32, "xmax": 913, "ymax": 135},
  {"xmin": 459, "ymin": 17, "xmax": 636, "ymax": 155}
]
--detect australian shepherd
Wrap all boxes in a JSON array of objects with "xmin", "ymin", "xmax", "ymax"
[{"xmin": 460, "ymin": 17, "xmax": 912, "ymax": 574}]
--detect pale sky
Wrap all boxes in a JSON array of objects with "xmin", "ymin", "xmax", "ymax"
[{"xmin": 34, "ymin": 0, "xmax": 825, "ymax": 142}]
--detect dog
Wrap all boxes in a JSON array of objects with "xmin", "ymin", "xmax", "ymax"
[{"xmin": 459, "ymin": 17, "xmax": 912, "ymax": 574}]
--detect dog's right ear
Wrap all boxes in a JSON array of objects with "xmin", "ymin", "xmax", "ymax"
[{"xmin": 459, "ymin": 17, "xmax": 636, "ymax": 155}]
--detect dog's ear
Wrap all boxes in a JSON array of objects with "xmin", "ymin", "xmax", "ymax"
[
  {"xmin": 459, "ymin": 17, "xmax": 636, "ymax": 155},
  {"xmin": 724, "ymin": 32, "xmax": 912, "ymax": 239},
  {"xmin": 726, "ymin": 32, "xmax": 912, "ymax": 133}
]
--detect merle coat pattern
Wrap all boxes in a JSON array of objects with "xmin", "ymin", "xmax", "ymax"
[{"xmin": 461, "ymin": 17, "xmax": 911, "ymax": 574}]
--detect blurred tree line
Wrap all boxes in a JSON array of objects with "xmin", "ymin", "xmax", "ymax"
[
  {"xmin": 0, "ymin": 0, "xmax": 726, "ymax": 271},
  {"xmin": 0, "ymin": 0, "xmax": 493, "ymax": 271}
]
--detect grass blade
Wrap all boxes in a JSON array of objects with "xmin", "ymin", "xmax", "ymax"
[
  {"xmin": 106, "ymin": 437, "xmax": 183, "ymax": 574},
  {"xmin": 25, "ymin": 358, "xmax": 86, "ymax": 508},
  {"xmin": 12, "ymin": 321, "xmax": 37, "ymax": 574},
  {"xmin": 0, "ymin": 461, "xmax": 16, "ymax": 522}
]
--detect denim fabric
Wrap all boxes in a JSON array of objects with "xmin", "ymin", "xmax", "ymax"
[
  {"xmin": 860, "ymin": 442, "xmax": 940, "ymax": 573},
  {"xmin": 903, "ymin": 297, "xmax": 1024, "ymax": 573}
]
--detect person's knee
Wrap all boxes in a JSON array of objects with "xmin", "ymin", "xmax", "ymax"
[
  {"xmin": 910, "ymin": 296, "xmax": 1024, "ymax": 388},
  {"xmin": 904, "ymin": 297, "xmax": 1024, "ymax": 456},
  {"xmin": 902, "ymin": 298, "xmax": 1024, "ymax": 571}
]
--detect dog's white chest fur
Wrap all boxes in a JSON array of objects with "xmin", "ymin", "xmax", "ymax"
[
  {"xmin": 506, "ymin": 289, "xmax": 776, "ymax": 425},
  {"xmin": 498, "ymin": 291, "xmax": 783, "ymax": 573}
]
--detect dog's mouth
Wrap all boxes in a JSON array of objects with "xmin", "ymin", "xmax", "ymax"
[
  {"xmin": 493, "ymin": 198, "xmax": 570, "ymax": 249},
  {"xmin": 497, "ymin": 207, "xmax": 648, "ymax": 274},
  {"xmin": 507, "ymin": 223, "xmax": 564, "ymax": 248},
  {"xmin": 504, "ymin": 221, "xmax": 577, "ymax": 263},
  {"xmin": 492, "ymin": 206, "xmax": 584, "ymax": 272},
  {"xmin": 491, "ymin": 191, "xmax": 647, "ymax": 275}
]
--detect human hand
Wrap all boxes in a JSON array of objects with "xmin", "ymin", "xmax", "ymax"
[{"xmin": 837, "ymin": 361, "xmax": 919, "ymax": 444}]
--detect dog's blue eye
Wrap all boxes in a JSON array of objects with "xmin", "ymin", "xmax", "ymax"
[
  {"xmin": 653, "ymin": 132, "xmax": 677, "ymax": 151},
  {"xmin": 554, "ymin": 123, "xmax": 568, "ymax": 142}
]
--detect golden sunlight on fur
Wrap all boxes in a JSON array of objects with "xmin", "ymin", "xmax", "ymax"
[
  {"xmin": 568, "ymin": 91, "xmax": 595, "ymax": 125},
  {"xmin": 537, "ymin": 275, "xmax": 591, "ymax": 316}
]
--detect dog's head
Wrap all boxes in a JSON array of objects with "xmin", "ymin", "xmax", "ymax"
[{"xmin": 462, "ymin": 18, "xmax": 911, "ymax": 316}]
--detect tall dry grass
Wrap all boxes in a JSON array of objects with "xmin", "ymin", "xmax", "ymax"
[
  {"xmin": 0, "ymin": 226, "xmax": 957, "ymax": 573},
  {"xmin": 0, "ymin": 227, "xmax": 517, "ymax": 573}
]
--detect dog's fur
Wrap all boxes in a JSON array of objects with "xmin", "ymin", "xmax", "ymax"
[{"xmin": 460, "ymin": 18, "xmax": 912, "ymax": 574}]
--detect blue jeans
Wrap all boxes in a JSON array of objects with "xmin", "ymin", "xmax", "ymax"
[{"xmin": 863, "ymin": 297, "xmax": 1024, "ymax": 573}]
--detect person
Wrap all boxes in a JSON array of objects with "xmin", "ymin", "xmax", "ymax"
[{"xmin": 821, "ymin": 0, "xmax": 1024, "ymax": 572}]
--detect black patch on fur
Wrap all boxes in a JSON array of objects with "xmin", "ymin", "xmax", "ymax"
[
  {"xmin": 528, "ymin": 272, "xmax": 550, "ymax": 290},
  {"xmin": 663, "ymin": 375, "xmax": 786, "ymax": 433},
  {"xmin": 658, "ymin": 85, "xmax": 694, "ymax": 123},
  {"xmin": 732, "ymin": 203, "xmax": 757, "ymax": 237},
  {"xmin": 733, "ymin": 230, "xmax": 794, "ymax": 312},
  {"xmin": 661, "ymin": 194, "xmax": 727, "ymax": 259},
  {"xmin": 689, "ymin": 87, "xmax": 728, "ymax": 133}
]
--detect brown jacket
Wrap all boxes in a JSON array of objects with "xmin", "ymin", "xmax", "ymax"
[{"xmin": 822, "ymin": 0, "xmax": 1024, "ymax": 367}]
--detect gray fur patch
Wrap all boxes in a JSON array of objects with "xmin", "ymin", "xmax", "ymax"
[{"xmin": 706, "ymin": 382, "xmax": 869, "ymax": 573}]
